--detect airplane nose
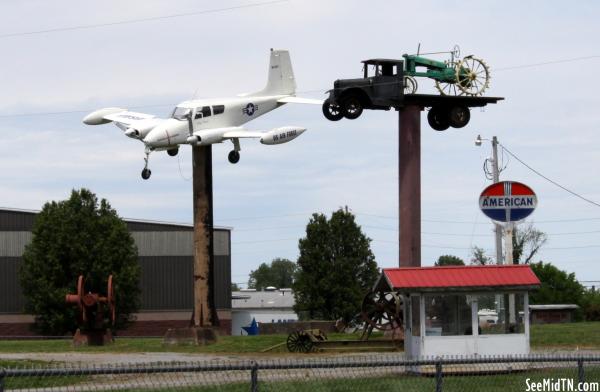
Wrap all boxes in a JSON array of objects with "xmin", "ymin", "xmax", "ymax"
[{"xmin": 143, "ymin": 129, "xmax": 161, "ymax": 146}]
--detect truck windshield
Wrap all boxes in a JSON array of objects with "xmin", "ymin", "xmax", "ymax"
[{"xmin": 171, "ymin": 107, "xmax": 190, "ymax": 120}]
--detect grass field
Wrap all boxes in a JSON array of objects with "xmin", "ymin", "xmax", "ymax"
[
  {"xmin": 0, "ymin": 322, "xmax": 598, "ymax": 354},
  {"xmin": 530, "ymin": 321, "xmax": 600, "ymax": 349}
]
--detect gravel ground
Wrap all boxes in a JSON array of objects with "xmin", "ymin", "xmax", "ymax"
[{"xmin": 0, "ymin": 351, "xmax": 407, "ymax": 365}]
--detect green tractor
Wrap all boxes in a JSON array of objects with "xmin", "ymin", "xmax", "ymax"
[{"xmin": 402, "ymin": 45, "xmax": 490, "ymax": 96}]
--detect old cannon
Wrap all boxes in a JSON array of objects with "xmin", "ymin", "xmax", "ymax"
[{"xmin": 65, "ymin": 275, "xmax": 116, "ymax": 346}]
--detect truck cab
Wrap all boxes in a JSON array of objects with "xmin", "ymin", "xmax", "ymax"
[{"xmin": 323, "ymin": 58, "xmax": 405, "ymax": 121}]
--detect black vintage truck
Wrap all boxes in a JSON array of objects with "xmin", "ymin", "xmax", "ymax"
[{"xmin": 322, "ymin": 58, "xmax": 501, "ymax": 130}]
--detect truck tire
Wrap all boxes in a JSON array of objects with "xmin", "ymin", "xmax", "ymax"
[
  {"xmin": 342, "ymin": 95, "xmax": 363, "ymax": 120},
  {"xmin": 322, "ymin": 99, "xmax": 344, "ymax": 121},
  {"xmin": 427, "ymin": 107, "xmax": 450, "ymax": 131},
  {"xmin": 449, "ymin": 105, "xmax": 470, "ymax": 128}
]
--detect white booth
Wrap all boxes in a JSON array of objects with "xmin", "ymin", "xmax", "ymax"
[{"xmin": 373, "ymin": 265, "xmax": 541, "ymax": 359}]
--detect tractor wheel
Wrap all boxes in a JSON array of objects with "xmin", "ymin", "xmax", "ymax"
[
  {"xmin": 322, "ymin": 99, "xmax": 343, "ymax": 121},
  {"xmin": 449, "ymin": 106, "xmax": 470, "ymax": 128},
  {"xmin": 341, "ymin": 95, "xmax": 363, "ymax": 120},
  {"xmin": 455, "ymin": 56, "xmax": 490, "ymax": 96},
  {"xmin": 403, "ymin": 76, "xmax": 418, "ymax": 94},
  {"xmin": 287, "ymin": 330, "xmax": 313, "ymax": 353},
  {"xmin": 427, "ymin": 107, "xmax": 450, "ymax": 131}
]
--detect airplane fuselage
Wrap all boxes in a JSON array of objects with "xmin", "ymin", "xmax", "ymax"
[{"xmin": 142, "ymin": 95, "xmax": 286, "ymax": 149}]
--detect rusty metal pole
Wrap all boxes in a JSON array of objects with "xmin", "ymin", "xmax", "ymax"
[
  {"xmin": 398, "ymin": 105, "xmax": 421, "ymax": 267},
  {"xmin": 192, "ymin": 145, "xmax": 216, "ymax": 327}
]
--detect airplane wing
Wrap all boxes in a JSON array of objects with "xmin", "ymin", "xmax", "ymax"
[
  {"xmin": 277, "ymin": 96, "xmax": 323, "ymax": 105},
  {"xmin": 83, "ymin": 107, "xmax": 158, "ymax": 127},
  {"xmin": 103, "ymin": 111, "xmax": 157, "ymax": 127},
  {"xmin": 222, "ymin": 130, "xmax": 265, "ymax": 139}
]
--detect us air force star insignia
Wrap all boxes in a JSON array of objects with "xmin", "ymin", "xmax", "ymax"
[{"xmin": 243, "ymin": 103, "xmax": 257, "ymax": 116}]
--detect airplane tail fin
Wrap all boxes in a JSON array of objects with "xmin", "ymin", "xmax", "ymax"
[{"xmin": 254, "ymin": 49, "xmax": 296, "ymax": 96}]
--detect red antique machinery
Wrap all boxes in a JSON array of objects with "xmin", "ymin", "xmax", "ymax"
[{"xmin": 65, "ymin": 275, "xmax": 116, "ymax": 346}]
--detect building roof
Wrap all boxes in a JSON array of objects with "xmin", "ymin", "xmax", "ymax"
[
  {"xmin": 376, "ymin": 265, "xmax": 541, "ymax": 292},
  {"xmin": 231, "ymin": 289, "xmax": 295, "ymax": 310},
  {"xmin": 0, "ymin": 207, "xmax": 232, "ymax": 231}
]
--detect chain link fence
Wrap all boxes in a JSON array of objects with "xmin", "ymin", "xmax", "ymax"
[{"xmin": 1, "ymin": 354, "xmax": 599, "ymax": 391}]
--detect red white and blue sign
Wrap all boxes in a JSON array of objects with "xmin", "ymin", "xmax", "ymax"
[{"xmin": 479, "ymin": 181, "xmax": 537, "ymax": 223}]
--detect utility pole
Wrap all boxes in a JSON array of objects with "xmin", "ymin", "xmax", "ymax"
[{"xmin": 490, "ymin": 136, "xmax": 504, "ymax": 265}]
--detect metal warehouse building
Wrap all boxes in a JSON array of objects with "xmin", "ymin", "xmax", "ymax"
[{"xmin": 0, "ymin": 208, "xmax": 232, "ymax": 336}]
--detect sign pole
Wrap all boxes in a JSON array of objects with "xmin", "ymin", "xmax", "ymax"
[{"xmin": 504, "ymin": 222, "xmax": 516, "ymax": 324}]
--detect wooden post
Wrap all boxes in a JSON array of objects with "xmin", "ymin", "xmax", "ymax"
[
  {"xmin": 398, "ymin": 105, "xmax": 421, "ymax": 267},
  {"xmin": 192, "ymin": 145, "xmax": 216, "ymax": 327}
]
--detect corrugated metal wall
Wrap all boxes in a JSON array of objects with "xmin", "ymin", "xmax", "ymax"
[
  {"xmin": 0, "ymin": 209, "xmax": 231, "ymax": 313},
  {"xmin": 0, "ymin": 257, "xmax": 26, "ymax": 313},
  {"xmin": 138, "ymin": 255, "xmax": 231, "ymax": 310}
]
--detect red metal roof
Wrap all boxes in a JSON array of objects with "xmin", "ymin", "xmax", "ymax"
[{"xmin": 382, "ymin": 265, "xmax": 540, "ymax": 291}]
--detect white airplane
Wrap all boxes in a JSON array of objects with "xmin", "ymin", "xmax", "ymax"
[{"xmin": 83, "ymin": 49, "xmax": 321, "ymax": 179}]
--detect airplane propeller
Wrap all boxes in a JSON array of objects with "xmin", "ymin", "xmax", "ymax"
[
  {"xmin": 186, "ymin": 109, "xmax": 194, "ymax": 136},
  {"xmin": 185, "ymin": 109, "xmax": 200, "ymax": 145}
]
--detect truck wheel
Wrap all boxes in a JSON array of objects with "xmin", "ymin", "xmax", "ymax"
[
  {"xmin": 342, "ymin": 95, "xmax": 363, "ymax": 120},
  {"xmin": 449, "ymin": 106, "xmax": 470, "ymax": 128},
  {"xmin": 427, "ymin": 107, "xmax": 450, "ymax": 131},
  {"xmin": 322, "ymin": 99, "xmax": 343, "ymax": 121}
]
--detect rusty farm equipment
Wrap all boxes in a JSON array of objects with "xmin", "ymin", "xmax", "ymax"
[
  {"xmin": 283, "ymin": 291, "xmax": 404, "ymax": 353},
  {"xmin": 285, "ymin": 328, "xmax": 401, "ymax": 353},
  {"xmin": 65, "ymin": 275, "xmax": 116, "ymax": 346}
]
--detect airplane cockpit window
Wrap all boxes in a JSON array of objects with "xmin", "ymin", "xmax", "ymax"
[
  {"xmin": 194, "ymin": 106, "xmax": 212, "ymax": 119},
  {"xmin": 171, "ymin": 107, "xmax": 190, "ymax": 120},
  {"xmin": 212, "ymin": 105, "xmax": 225, "ymax": 115}
]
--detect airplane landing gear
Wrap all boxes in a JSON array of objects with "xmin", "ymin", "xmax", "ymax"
[
  {"xmin": 167, "ymin": 148, "xmax": 179, "ymax": 157},
  {"xmin": 141, "ymin": 168, "xmax": 152, "ymax": 179},
  {"xmin": 228, "ymin": 150, "xmax": 240, "ymax": 164},
  {"xmin": 141, "ymin": 148, "xmax": 152, "ymax": 180},
  {"xmin": 228, "ymin": 138, "xmax": 241, "ymax": 164}
]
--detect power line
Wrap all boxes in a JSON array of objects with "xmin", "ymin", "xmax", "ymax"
[
  {"xmin": 0, "ymin": 0, "xmax": 289, "ymax": 39},
  {"xmin": 500, "ymin": 143, "xmax": 600, "ymax": 208},
  {"xmin": 495, "ymin": 55, "xmax": 600, "ymax": 71}
]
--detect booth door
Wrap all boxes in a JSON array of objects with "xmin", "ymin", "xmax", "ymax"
[{"xmin": 404, "ymin": 295, "xmax": 422, "ymax": 359}]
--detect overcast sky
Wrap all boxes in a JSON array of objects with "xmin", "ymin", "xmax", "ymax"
[{"xmin": 1, "ymin": 0, "xmax": 599, "ymax": 287}]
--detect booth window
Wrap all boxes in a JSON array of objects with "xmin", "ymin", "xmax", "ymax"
[
  {"xmin": 478, "ymin": 293, "xmax": 525, "ymax": 334},
  {"xmin": 425, "ymin": 294, "xmax": 472, "ymax": 336}
]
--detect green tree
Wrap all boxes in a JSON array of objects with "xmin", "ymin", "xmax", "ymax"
[
  {"xmin": 293, "ymin": 208, "xmax": 379, "ymax": 323},
  {"xmin": 470, "ymin": 246, "xmax": 493, "ymax": 265},
  {"xmin": 231, "ymin": 283, "xmax": 241, "ymax": 291},
  {"xmin": 581, "ymin": 289, "xmax": 600, "ymax": 321},
  {"xmin": 530, "ymin": 261, "xmax": 584, "ymax": 314},
  {"xmin": 512, "ymin": 224, "xmax": 547, "ymax": 264},
  {"xmin": 20, "ymin": 189, "xmax": 141, "ymax": 334},
  {"xmin": 248, "ymin": 258, "xmax": 297, "ymax": 290},
  {"xmin": 435, "ymin": 255, "xmax": 465, "ymax": 266}
]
